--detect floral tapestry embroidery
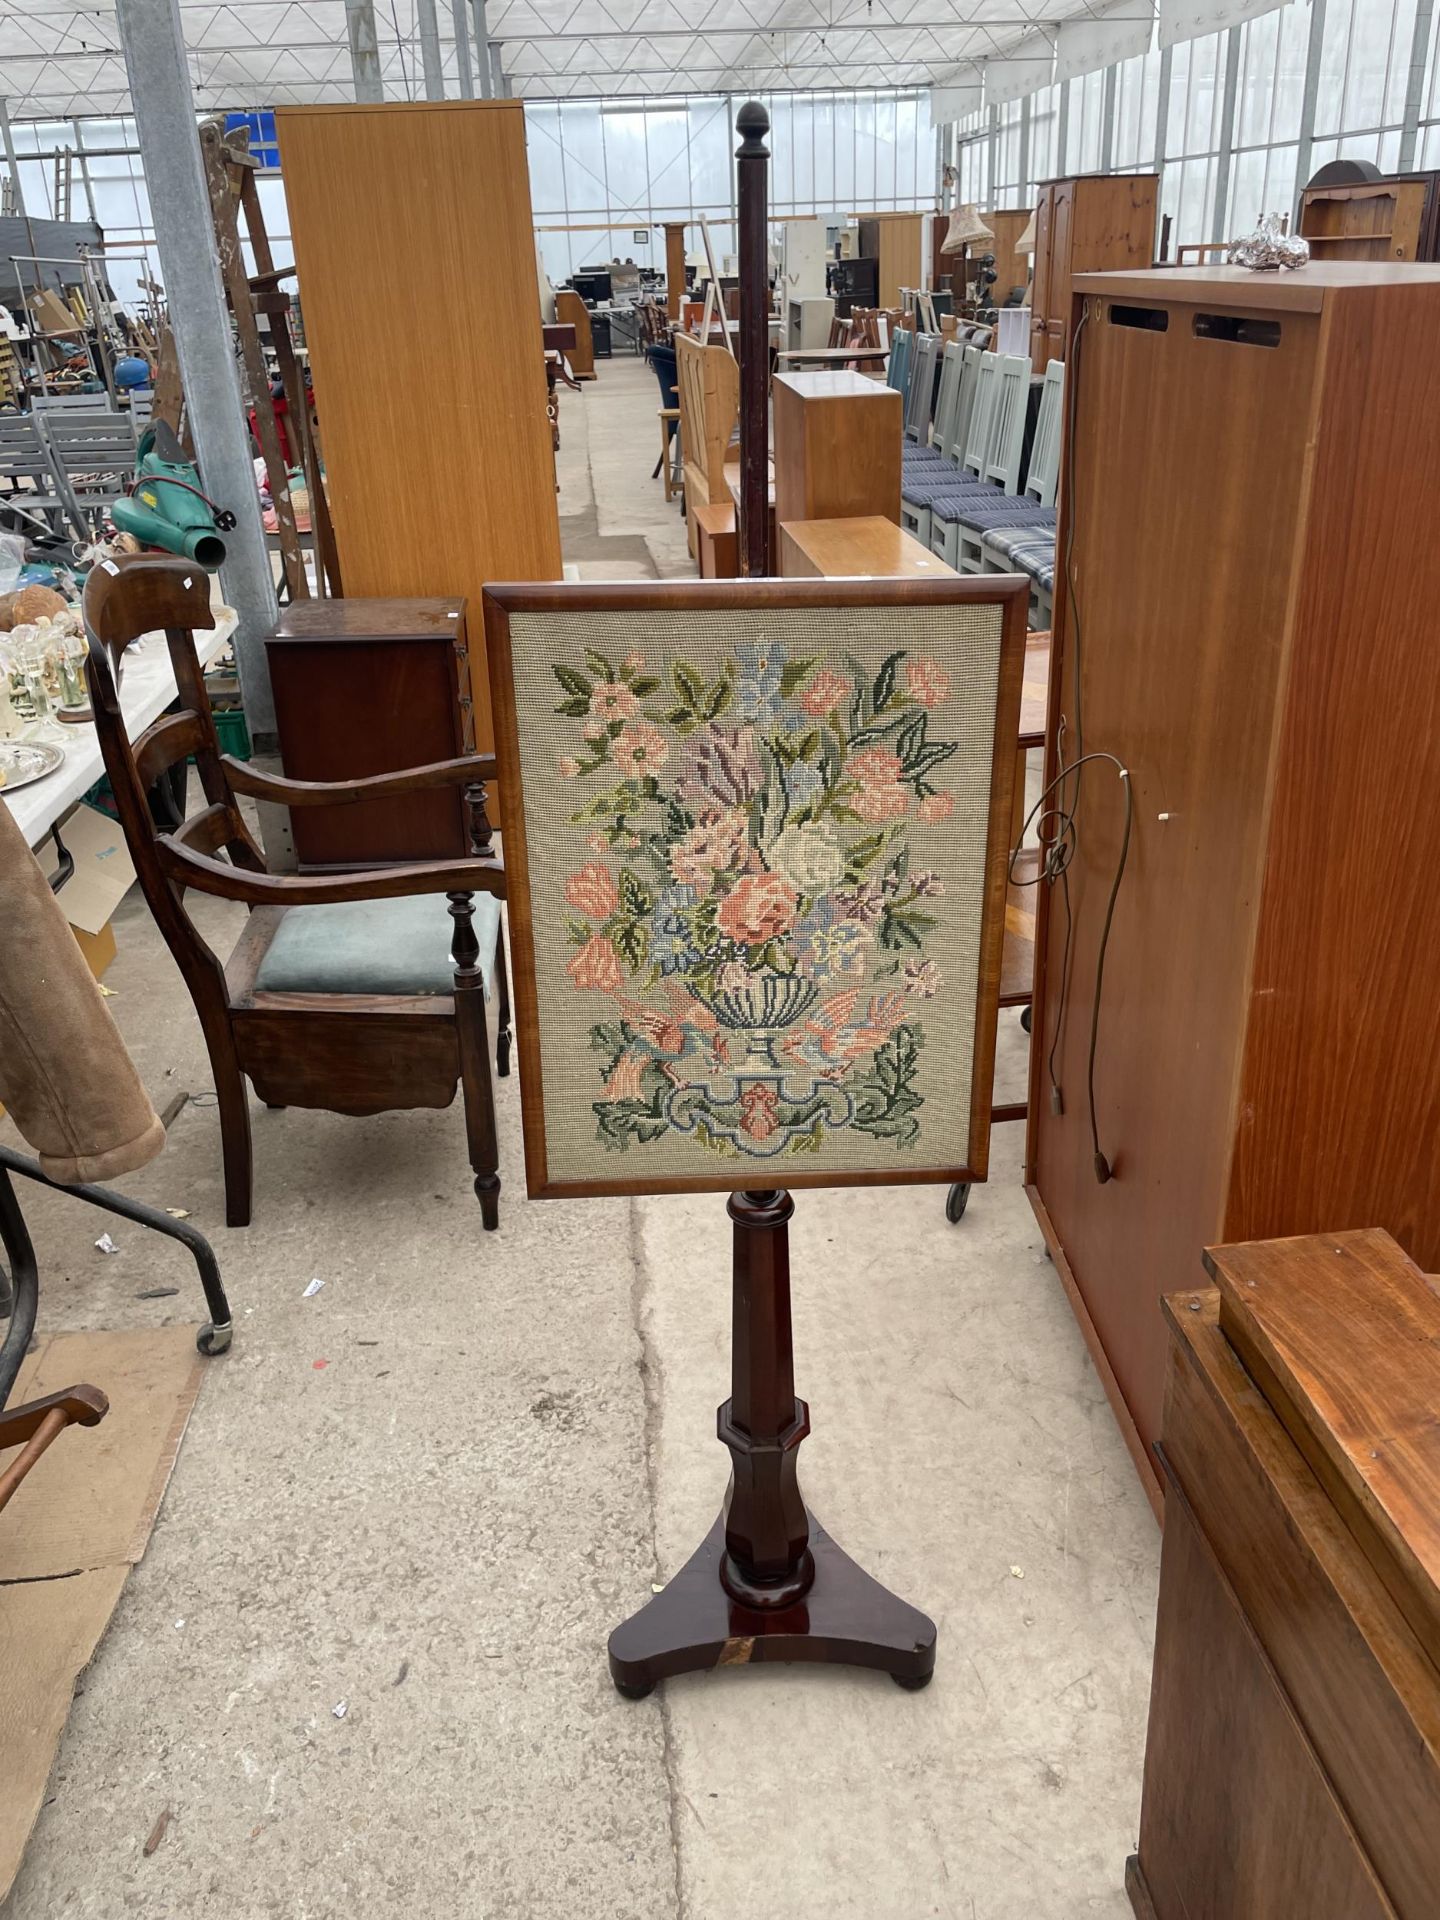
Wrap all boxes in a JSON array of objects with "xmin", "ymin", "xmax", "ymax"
[{"xmin": 548, "ymin": 635, "xmax": 969, "ymax": 1161}]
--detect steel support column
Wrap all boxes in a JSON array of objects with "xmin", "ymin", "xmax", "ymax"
[{"xmin": 113, "ymin": 0, "xmax": 279, "ymax": 737}]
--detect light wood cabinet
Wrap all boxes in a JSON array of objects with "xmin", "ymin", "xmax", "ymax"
[
  {"xmin": 275, "ymin": 100, "xmax": 562, "ymax": 752},
  {"xmin": 1027, "ymin": 264, "xmax": 1440, "ymax": 1504},
  {"xmin": 1029, "ymin": 173, "xmax": 1156, "ymax": 369},
  {"xmin": 857, "ymin": 214, "xmax": 924, "ymax": 308},
  {"xmin": 772, "ymin": 371, "xmax": 902, "ymax": 526}
]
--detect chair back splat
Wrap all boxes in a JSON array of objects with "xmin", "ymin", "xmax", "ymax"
[{"xmin": 1025, "ymin": 358, "xmax": 1065, "ymax": 508}]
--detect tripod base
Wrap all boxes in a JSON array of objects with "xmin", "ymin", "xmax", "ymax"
[{"xmin": 608, "ymin": 1508, "xmax": 937, "ymax": 1696}]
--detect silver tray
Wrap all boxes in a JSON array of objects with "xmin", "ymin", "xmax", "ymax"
[{"xmin": 0, "ymin": 739, "xmax": 65, "ymax": 793}]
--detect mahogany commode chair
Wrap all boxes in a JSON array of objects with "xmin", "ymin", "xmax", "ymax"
[{"xmin": 84, "ymin": 556, "xmax": 510, "ymax": 1231}]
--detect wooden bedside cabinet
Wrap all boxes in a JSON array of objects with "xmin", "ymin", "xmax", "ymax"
[{"xmin": 265, "ymin": 596, "xmax": 476, "ymax": 868}]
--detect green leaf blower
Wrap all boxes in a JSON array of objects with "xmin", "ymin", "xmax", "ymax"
[{"xmin": 111, "ymin": 421, "xmax": 237, "ymax": 570}]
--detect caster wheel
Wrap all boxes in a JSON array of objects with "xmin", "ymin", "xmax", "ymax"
[
  {"xmin": 945, "ymin": 1182, "xmax": 971, "ymax": 1225},
  {"xmin": 612, "ymin": 1677, "xmax": 655, "ymax": 1700},
  {"xmin": 497, "ymin": 1032, "xmax": 512, "ymax": 1079},
  {"xmin": 1020, "ymin": 1004, "xmax": 1032, "ymax": 1034},
  {"xmin": 197, "ymin": 1322, "xmax": 233, "ymax": 1357},
  {"xmin": 893, "ymin": 1669, "xmax": 935, "ymax": 1691}
]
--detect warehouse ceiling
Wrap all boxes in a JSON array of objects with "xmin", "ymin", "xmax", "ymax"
[{"xmin": 0, "ymin": 0, "xmax": 1102, "ymax": 116}]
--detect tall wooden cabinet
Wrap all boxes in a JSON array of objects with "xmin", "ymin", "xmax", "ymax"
[
  {"xmin": 276, "ymin": 101, "xmax": 562, "ymax": 752},
  {"xmin": 857, "ymin": 214, "xmax": 924, "ymax": 306},
  {"xmin": 1029, "ymin": 173, "xmax": 1156, "ymax": 369},
  {"xmin": 1026, "ymin": 265, "xmax": 1440, "ymax": 1506}
]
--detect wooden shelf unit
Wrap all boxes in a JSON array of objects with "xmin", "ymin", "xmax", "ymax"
[
  {"xmin": 1027, "ymin": 264, "xmax": 1440, "ymax": 1508},
  {"xmin": 1298, "ymin": 178, "xmax": 1430, "ymax": 260}
]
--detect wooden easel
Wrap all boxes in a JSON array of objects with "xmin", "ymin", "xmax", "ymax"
[{"xmin": 608, "ymin": 1188, "xmax": 936, "ymax": 1693}]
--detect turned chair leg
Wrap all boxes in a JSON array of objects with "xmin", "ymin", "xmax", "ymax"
[
  {"xmin": 450, "ymin": 892, "xmax": 501, "ymax": 1231},
  {"xmin": 213, "ymin": 1050, "xmax": 254, "ymax": 1230}
]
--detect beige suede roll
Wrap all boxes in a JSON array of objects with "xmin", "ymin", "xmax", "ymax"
[{"xmin": 0, "ymin": 799, "xmax": 165, "ymax": 1184}]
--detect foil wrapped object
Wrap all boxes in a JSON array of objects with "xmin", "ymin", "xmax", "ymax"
[{"xmin": 1227, "ymin": 212, "xmax": 1310, "ymax": 272}]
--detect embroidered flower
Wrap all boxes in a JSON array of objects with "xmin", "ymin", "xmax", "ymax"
[
  {"xmin": 677, "ymin": 725, "xmax": 762, "ymax": 809},
  {"xmin": 903, "ymin": 958, "xmax": 942, "ymax": 998},
  {"xmin": 911, "ymin": 870, "xmax": 945, "ymax": 897},
  {"xmin": 734, "ymin": 637, "xmax": 786, "ymax": 723},
  {"xmin": 716, "ymin": 871, "xmax": 799, "ymax": 946},
  {"xmin": 558, "ymin": 756, "xmax": 582, "ymax": 778},
  {"xmin": 781, "ymin": 759, "xmax": 825, "ymax": 812},
  {"xmin": 835, "ymin": 878, "xmax": 885, "ymax": 925},
  {"xmin": 567, "ymin": 935, "xmax": 623, "ymax": 993},
  {"xmin": 587, "ymin": 831, "xmax": 608, "ymax": 852},
  {"xmin": 614, "ymin": 721, "xmax": 669, "ymax": 778},
  {"xmin": 622, "ymin": 650, "xmax": 646, "ymax": 674},
  {"xmin": 669, "ymin": 808, "xmax": 749, "ymax": 895},
  {"xmin": 582, "ymin": 715, "xmax": 607, "ymax": 742},
  {"xmin": 565, "ymin": 861, "xmax": 619, "ymax": 920},
  {"xmin": 794, "ymin": 899, "xmax": 869, "ymax": 983},
  {"xmin": 847, "ymin": 747, "xmax": 909, "ymax": 822},
  {"xmin": 906, "ymin": 657, "xmax": 951, "ymax": 708},
  {"xmin": 771, "ymin": 820, "xmax": 844, "ymax": 897},
  {"xmin": 917, "ymin": 791, "xmax": 955, "ymax": 824},
  {"xmin": 590, "ymin": 680, "xmax": 638, "ymax": 723},
  {"xmin": 799, "ymin": 667, "xmax": 852, "ymax": 717}
]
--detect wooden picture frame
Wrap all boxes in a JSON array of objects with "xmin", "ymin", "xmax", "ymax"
[{"xmin": 484, "ymin": 577, "xmax": 1027, "ymax": 1202}]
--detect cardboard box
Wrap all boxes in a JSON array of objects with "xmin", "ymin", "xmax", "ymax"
[{"xmin": 51, "ymin": 803, "xmax": 135, "ymax": 940}]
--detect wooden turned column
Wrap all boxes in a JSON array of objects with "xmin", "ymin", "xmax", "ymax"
[{"xmin": 719, "ymin": 1189, "xmax": 814, "ymax": 1606}]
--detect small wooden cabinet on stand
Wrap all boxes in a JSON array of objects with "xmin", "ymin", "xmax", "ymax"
[
  {"xmin": 1029, "ymin": 173, "xmax": 1157, "ymax": 369},
  {"xmin": 265, "ymin": 598, "xmax": 475, "ymax": 868}
]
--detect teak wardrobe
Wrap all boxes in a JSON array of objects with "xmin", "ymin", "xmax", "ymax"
[
  {"xmin": 1028, "ymin": 264, "xmax": 1440, "ymax": 1508},
  {"xmin": 276, "ymin": 100, "xmax": 562, "ymax": 752}
]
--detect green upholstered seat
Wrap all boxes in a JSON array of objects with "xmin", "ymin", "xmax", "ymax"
[{"xmin": 254, "ymin": 892, "xmax": 501, "ymax": 999}]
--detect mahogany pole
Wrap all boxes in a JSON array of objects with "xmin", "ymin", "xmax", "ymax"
[
  {"xmin": 720, "ymin": 1189, "xmax": 814, "ymax": 1605},
  {"xmin": 606, "ymin": 1187, "xmax": 938, "ymax": 1696},
  {"xmin": 735, "ymin": 100, "xmax": 771, "ymax": 579}
]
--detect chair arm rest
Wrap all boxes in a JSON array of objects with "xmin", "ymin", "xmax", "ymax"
[
  {"xmin": 158, "ymin": 838, "xmax": 505, "ymax": 906},
  {"xmin": 221, "ymin": 752, "xmax": 497, "ymax": 808}
]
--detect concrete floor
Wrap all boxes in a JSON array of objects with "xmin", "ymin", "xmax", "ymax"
[{"xmin": 2, "ymin": 354, "xmax": 1159, "ymax": 1919}]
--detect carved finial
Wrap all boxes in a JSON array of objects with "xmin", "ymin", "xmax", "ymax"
[{"xmin": 736, "ymin": 100, "xmax": 770, "ymax": 155}]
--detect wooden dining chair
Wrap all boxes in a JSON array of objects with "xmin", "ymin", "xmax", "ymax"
[{"xmin": 83, "ymin": 556, "xmax": 509, "ymax": 1232}]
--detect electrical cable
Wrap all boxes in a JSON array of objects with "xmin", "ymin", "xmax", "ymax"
[
  {"xmin": 1009, "ymin": 301, "xmax": 1133, "ymax": 1183},
  {"xmin": 125, "ymin": 470, "xmax": 235, "ymax": 530}
]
